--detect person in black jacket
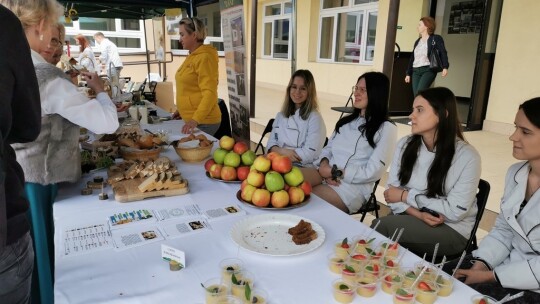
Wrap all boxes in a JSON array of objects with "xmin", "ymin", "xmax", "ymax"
[
  {"xmin": 405, "ymin": 16, "xmax": 449, "ymax": 96},
  {"xmin": 0, "ymin": 4, "xmax": 42, "ymax": 304}
]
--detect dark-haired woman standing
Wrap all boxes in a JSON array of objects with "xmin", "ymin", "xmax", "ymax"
[
  {"xmin": 405, "ymin": 16, "xmax": 449, "ymax": 96},
  {"xmin": 372, "ymin": 87, "xmax": 481, "ymax": 258},
  {"xmin": 301, "ymin": 72, "xmax": 397, "ymax": 214}
]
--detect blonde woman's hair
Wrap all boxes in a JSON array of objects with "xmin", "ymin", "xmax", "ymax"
[
  {"xmin": 56, "ymin": 22, "xmax": 65, "ymax": 42},
  {"xmin": 280, "ymin": 69, "xmax": 319, "ymax": 120},
  {"xmin": 0, "ymin": 0, "xmax": 63, "ymax": 30},
  {"xmin": 179, "ymin": 17, "xmax": 207, "ymax": 42}
]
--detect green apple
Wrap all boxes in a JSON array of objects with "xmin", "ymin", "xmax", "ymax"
[
  {"xmin": 213, "ymin": 148, "xmax": 228, "ymax": 165},
  {"xmin": 265, "ymin": 171, "xmax": 285, "ymax": 192},
  {"xmin": 241, "ymin": 150, "xmax": 257, "ymax": 166},
  {"xmin": 223, "ymin": 151, "xmax": 241, "ymax": 167},
  {"xmin": 284, "ymin": 166, "xmax": 304, "ymax": 187}
]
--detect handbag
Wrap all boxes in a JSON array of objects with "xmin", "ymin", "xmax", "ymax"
[{"xmin": 429, "ymin": 40, "xmax": 443, "ymax": 73}]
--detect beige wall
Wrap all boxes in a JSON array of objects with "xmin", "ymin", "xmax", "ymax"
[
  {"xmin": 484, "ymin": 0, "xmax": 540, "ymax": 134},
  {"xmin": 395, "ymin": 0, "xmax": 428, "ymax": 52}
]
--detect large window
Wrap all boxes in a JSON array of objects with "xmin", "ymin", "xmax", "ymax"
[
  {"xmin": 61, "ymin": 17, "xmax": 145, "ymax": 54},
  {"xmin": 262, "ymin": 1, "xmax": 292, "ymax": 59},
  {"xmin": 318, "ymin": 0, "xmax": 378, "ymax": 64},
  {"xmin": 168, "ymin": 3, "xmax": 224, "ymax": 56}
]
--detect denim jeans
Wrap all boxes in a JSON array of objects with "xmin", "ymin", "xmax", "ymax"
[{"xmin": 0, "ymin": 232, "xmax": 34, "ymax": 304}]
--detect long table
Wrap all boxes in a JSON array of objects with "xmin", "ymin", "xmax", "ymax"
[{"xmin": 53, "ymin": 120, "xmax": 479, "ymax": 303}]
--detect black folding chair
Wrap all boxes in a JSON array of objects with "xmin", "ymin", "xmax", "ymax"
[
  {"xmin": 352, "ymin": 179, "xmax": 381, "ymax": 222},
  {"xmin": 254, "ymin": 118, "xmax": 274, "ymax": 155}
]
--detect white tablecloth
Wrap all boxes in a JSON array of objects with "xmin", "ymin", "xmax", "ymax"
[{"xmin": 54, "ymin": 121, "xmax": 479, "ymax": 303}]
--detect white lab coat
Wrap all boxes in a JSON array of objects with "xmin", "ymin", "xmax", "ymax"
[{"xmin": 98, "ymin": 38, "xmax": 123, "ymax": 73}]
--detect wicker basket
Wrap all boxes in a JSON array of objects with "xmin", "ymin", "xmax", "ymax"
[
  {"xmin": 174, "ymin": 145, "xmax": 212, "ymax": 163},
  {"xmin": 120, "ymin": 147, "xmax": 162, "ymax": 161}
]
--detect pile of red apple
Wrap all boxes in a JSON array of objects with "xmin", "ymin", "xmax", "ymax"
[
  {"xmin": 239, "ymin": 152, "xmax": 312, "ymax": 208},
  {"xmin": 204, "ymin": 136, "xmax": 257, "ymax": 182}
]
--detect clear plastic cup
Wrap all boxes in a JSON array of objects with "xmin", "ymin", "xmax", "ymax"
[
  {"xmin": 414, "ymin": 261, "xmax": 438, "ymax": 282},
  {"xmin": 415, "ymin": 280, "xmax": 440, "ymax": 304},
  {"xmin": 217, "ymin": 295, "xmax": 243, "ymax": 304},
  {"xmin": 436, "ymin": 272, "xmax": 454, "ymax": 297},
  {"xmin": 348, "ymin": 253, "xmax": 369, "ymax": 268},
  {"xmin": 341, "ymin": 263, "xmax": 360, "ymax": 284},
  {"xmin": 393, "ymin": 287, "xmax": 417, "ymax": 304},
  {"xmin": 355, "ymin": 272, "xmax": 379, "ymax": 298},
  {"xmin": 382, "ymin": 257, "xmax": 400, "ymax": 275},
  {"xmin": 352, "ymin": 235, "xmax": 374, "ymax": 254},
  {"xmin": 401, "ymin": 268, "xmax": 418, "ymax": 289},
  {"xmin": 328, "ymin": 253, "xmax": 347, "ymax": 274},
  {"xmin": 220, "ymin": 258, "xmax": 244, "ymax": 287},
  {"xmin": 471, "ymin": 294, "xmax": 498, "ymax": 304},
  {"xmin": 363, "ymin": 261, "xmax": 381, "ymax": 280},
  {"xmin": 203, "ymin": 277, "xmax": 227, "ymax": 304},
  {"xmin": 381, "ymin": 272, "xmax": 403, "ymax": 295},
  {"xmin": 335, "ymin": 238, "xmax": 352, "ymax": 258},
  {"xmin": 332, "ymin": 279, "xmax": 356, "ymax": 304},
  {"xmin": 380, "ymin": 241, "xmax": 399, "ymax": 258},
  {"xmin": 243, "ymin": 288, "xmax": 268, "ymax": 304},
  {"xmin": 230, "ymin": 271, "xmax": 255, "ymax": 299}
]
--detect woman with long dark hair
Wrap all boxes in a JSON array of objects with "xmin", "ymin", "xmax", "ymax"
[
  {"xmin": 301, "ymin": 72, "xmax": 397, "ymax": 213},
  {"xmin": 373, "ymin": 87, "xmax": 481, "ymax": 258},
  {"xmin": 451, "ymin": 97, "xmax": 540, "ymax": 303},
  {"xmin": 266, "ymin": 69, "xmax": 326, "ymax": 166}
]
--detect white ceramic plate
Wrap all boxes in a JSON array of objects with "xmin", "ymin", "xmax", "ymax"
[{"xmin": 230, "ymin": 213, "xmax": 325, "ymax": 256}]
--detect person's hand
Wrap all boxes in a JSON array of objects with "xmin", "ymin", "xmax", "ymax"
[
  {"xmin": 454, "ymin": 268, "xmax": 496, "ymax": 285},
  {"xmin": 405, "ymin": 75, "xmax": 411, "ymax": 83},
  {"xmin": 318, "ymin": 160, "xmax": 332, "ymax": 179},
  {"xmin": 419, "ymin": 211, "xmax": 445, "ymax": 227},
  {"xmin": 442, "ymin": 69, "xmax": 448, "ymax": 77},
  {"xmin": 171, "ymin": 111, "xmax": 181, "ymax": 120},
  {"xmin": 182, "ymin": 119, "xmax": 198, "ymax": 134},
  {"xmin": 81, "ymin": 72, "xmax": 104, "ymax": 94},
  {"xmin": 116, "ymin": 103, "xmax": 129, "ymax": 112},
  {"xmin": 384, "ymin": 185, "xmax": 406, "ymax": 203}
]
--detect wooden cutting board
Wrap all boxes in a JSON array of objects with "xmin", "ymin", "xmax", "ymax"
[{"xmin": 111, "ymin": 178, "xmax": 189, "ymax": 203}]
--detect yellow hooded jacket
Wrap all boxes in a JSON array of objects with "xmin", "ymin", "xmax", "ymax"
[{"xmin": 175, "ymin": 44, "xmax": 221, "ymax": 124}]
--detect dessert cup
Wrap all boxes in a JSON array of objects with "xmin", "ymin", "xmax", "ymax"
[
  {"xmin": 355, "ymin": 273, "xmax": 378, "ymax": 298},
  {"xmin": 363, "ymin": 261, "xmax": 381, "ymax": 280},
  {"xmin": 471, "ymin": 294, "xmax": 498, "ymax": 304},
  {"xmin": 393, "ymin": 287, "xmax": 417, "ymax": 304},
  {"xmin": 328, "ymin": 254, "xmax": 347, "ymax": 274},
  {"xmin": 349, "ymin": 253, "xmax": 369, "ymax": 268},
  {"xmin": 382, "ymin": 257, "xmax": 400, "ymax": 275},
  {"xmin": 436, "ymin": 272, "xmax": 454, "ymax": 297},
  {"xmin": 203, "ymin": 277, "xmax": 227, "ymax": 304},
  {"xmin": 341, "ymin": 263, "xmax": 360, "ymax": 284},
  {"xmin": 244, "ymin": 288, "xmax": 268, "ymax": 304},
  {"xmin": 335, "ymin": 238, "xmax": 352, "ymax": 258},
  {"xmin": 401, "ymin": 268, "xmax": 418, "ymax": 289},
  {"xmin": 414, "ymin": 262, "xmax": 437, "ymax": 282},
  {"xmin": 380, "ymin": 241, "xmax": 399, "ymax": 258},
  {"xmin": 230, "ymin": 271, "xmax": 255, "ymax": 299},
  {"xmin": 352, "ymin": 236, "xmax": 373, "ymax": 254},
  {"xmin": 415, "ymin": 280, "xmax": 439, "ymax": 304},
  {"xmin": 332, "ymin": 279, "xmax": 356, "ymax": 304},
  {"xmin": 217, "ymin": 295, "xmax": 243, "ymax": 304},
  {"xmin": 381, "ymin": 272, "xmax": 403, "ymax": 295},
  {"xmin": 220, "ymin": 258, "xmax": 244, "ymax": 287}
]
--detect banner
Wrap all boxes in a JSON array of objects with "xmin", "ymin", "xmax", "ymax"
[
  {"xmin": 152, "ymin": 17, "xmax": 166, "ymax": 62},
  {"xmin": 220, "ymin": 0, "xmax": 250, "ymax": 143}
]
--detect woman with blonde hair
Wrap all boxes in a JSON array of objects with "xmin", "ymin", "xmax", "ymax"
[
  {"xmin": 173, "ymin": 17, "xmax": 221, "ymax": 135},
  {"xmin": 74, "ymin": 33, "xmax": 98, "ymax": 72},
  {"xmin": 266, "ymin": 69, "xmax": 326, "ymax": 166},
  {"xmin": 3, "ymin": 1, "xmax": 119, "ymax": 303}
]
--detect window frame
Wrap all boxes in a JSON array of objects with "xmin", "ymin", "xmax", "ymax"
[
  {"xmin": 63, "ymin": 18, "xmax": 146, "ymax": 55},
  {"xmin": 317, "ymin": 0, "xmax": 378, "ymax": 65},
  {"xmin": 261, "ymin": 1, "xmax": 292, "ymax": 60}
]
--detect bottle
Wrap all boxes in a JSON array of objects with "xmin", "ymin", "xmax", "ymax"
[
  {"xmin": 139, "ymin": 106, "xmax": 148, "ymax": 124},
  {"xmin": 128, "ymin": 106, "xmax": 139, "ymax": 121}
]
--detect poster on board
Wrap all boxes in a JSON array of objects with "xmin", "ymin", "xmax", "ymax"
[
  {"xmin": 220, "ymin": 0, "xmax": 250, "ymax": 144},
  {"xmin": 152, "ymin": 17, "xmax": 166, "ymax": 62}
]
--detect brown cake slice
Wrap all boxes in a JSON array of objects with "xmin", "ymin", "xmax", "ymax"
[
  {"xmin": 288, "ymin": 220, "xmax": 311, "ymax": 235},
  {"xmin": 292, "ymin": 229, "xmax": 318, "ymax": 245}
]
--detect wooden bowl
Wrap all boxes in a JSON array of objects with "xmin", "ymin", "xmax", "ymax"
[
  {"xmin": 120, "ymin": 146, "xmax": 161, "ymax": 161},
  {"xmin": 172, "ymin": 141, "xmax": 212, "ymax": 162}
]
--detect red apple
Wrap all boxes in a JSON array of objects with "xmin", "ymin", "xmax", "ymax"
[
  {"xmin": 209, "ymin": 164, "xmax": 223, "ymax": 179},
  {"xmin": 288, "ymin": 186, "xmax": 305, "ymax": 204},
  {"xmin": 271, "ymin": 190, "xmax": 289, "ymax": 208},
  {"xmin": 220, "ymin": 166, "xmax": 237, "ymax": 181},
  {"xmin": 246, "ymin": 170, "xmax": 265, "ymax": 187},
  {"xmin": 299, "ymin": 181, "xmax": 312, "ymax": 196},
  {"xmin": 219, "ymin": 135, "xmax": 235, "ymax": 151},
  {"xmin": 236, "ymin": 166, "xmax": 250, "ymax": 181},
  {"xmin": 233, "ymin": 141, "xmax": 249, "ymax": 155},
  {"xmin": 241, "ymin": 184, "xmax": 257, "ymax": 202},
  {"xmin": 252, "ymin": 156, "xmax": 271, "ymax": 173},
  {"xmin": 204, "ymin": 159, "xmax": 216, "ymax": 172},
  {"xmin": 271, "ymin": 155, "xmax": 292, "ymax": 174},
  {"xmin": 251, "ymin": 189, "xmax": 271, "ymax": 207}
]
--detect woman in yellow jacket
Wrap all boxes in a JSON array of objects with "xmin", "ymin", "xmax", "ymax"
[{"xmin": 174, "ymin": 17, "xmax": 221, "ymax": 135}]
